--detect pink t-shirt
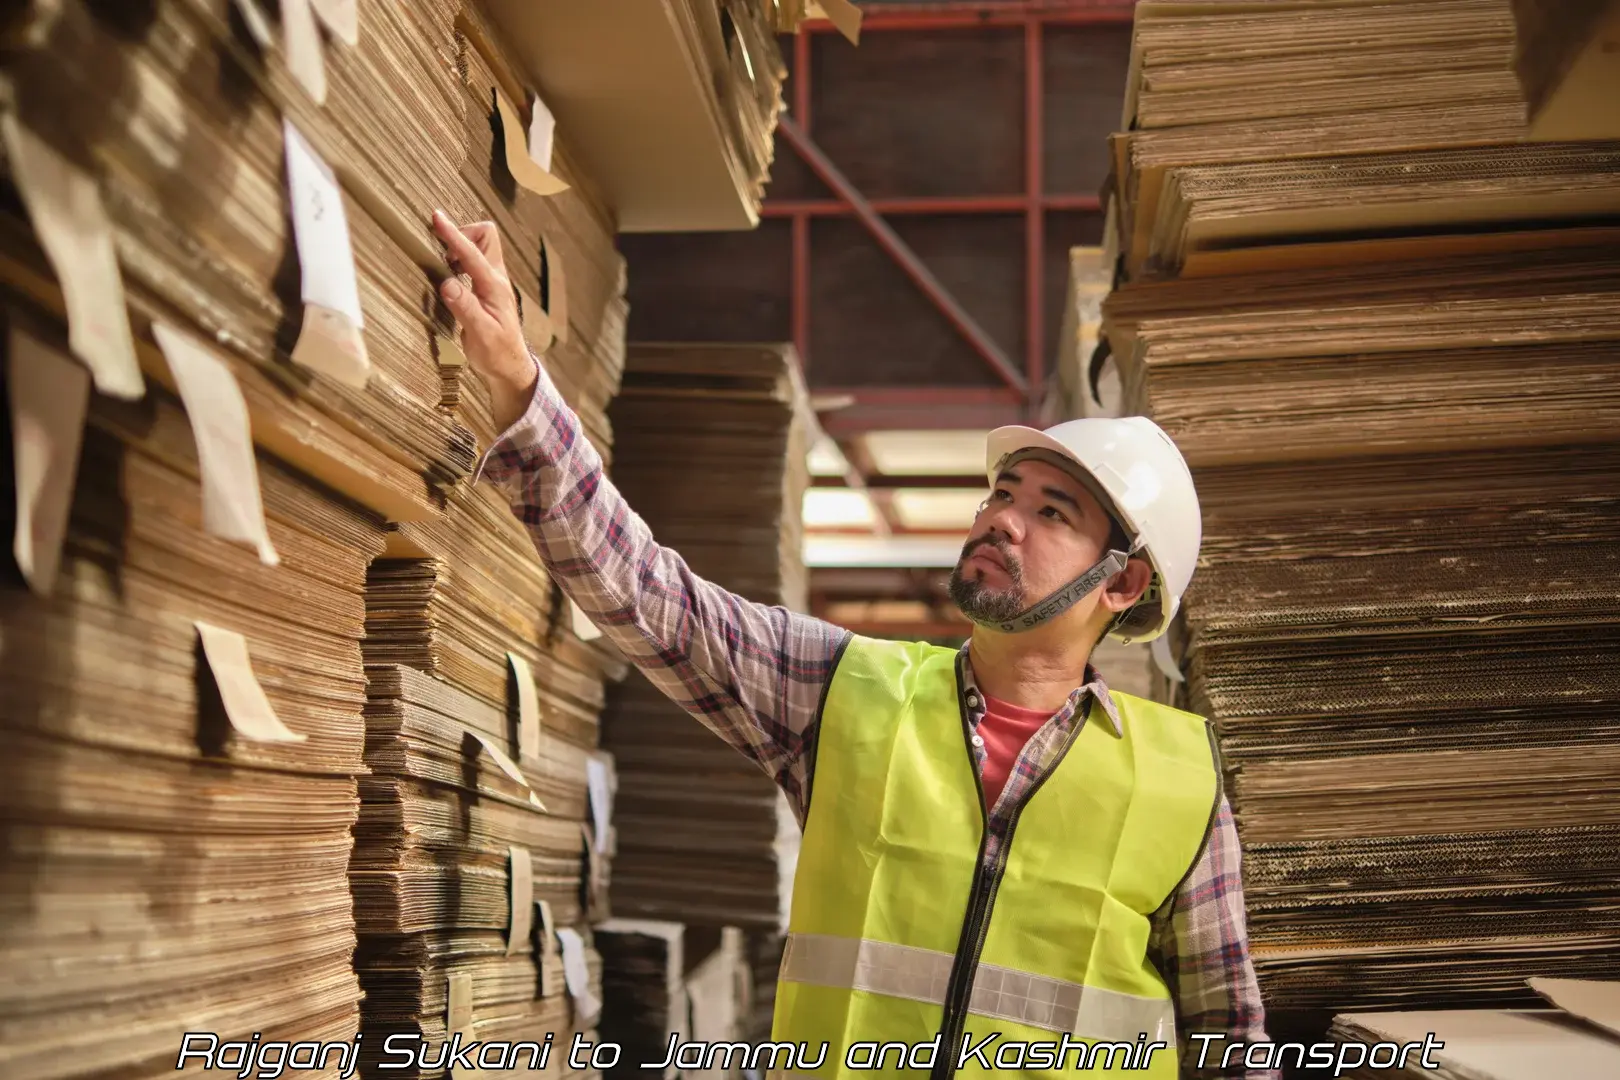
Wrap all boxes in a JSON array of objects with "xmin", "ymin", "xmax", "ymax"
[{"xmin": 978, "ymin": 694, "xmax": 1054, "ymax": 808}]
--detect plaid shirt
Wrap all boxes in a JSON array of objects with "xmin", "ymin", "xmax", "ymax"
[{"xmin": 478, "ymin": 360, "xmax": 1277, "ymax": 1078}]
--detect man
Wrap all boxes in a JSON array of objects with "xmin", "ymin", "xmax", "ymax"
[{"xmin": 431, "ymin": 211, "xmax": 1278, "ymax": 1079}]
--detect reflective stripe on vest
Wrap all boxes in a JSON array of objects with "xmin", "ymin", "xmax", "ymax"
[
  {"xmin": 780, "ymin": 932, "xmax": 1175, "ymax": 1044},
  {"xmin": 772, "ymin": 635, "xmax": 1219, "ymax": 1079}
]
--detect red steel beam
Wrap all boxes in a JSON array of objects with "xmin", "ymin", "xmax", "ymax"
[
  {"xmin": 761, "ymin": 193, "xmax": 1102, "ymax": 216},
  {"xmin": 778, "ymin": 116, "xmax": 1029, "ymax": 397},
  {"xmin": 820, "ymin": 404, "xmax": 1025, "ymax": 434},
  {"xmin": 791, "ymin": 29, "xmax": 813, "ymax": 368},
  {"xmin": 1024, "ymin": 16, "xmax": 1045, "ymax": 415},
  {"xmin": 792, "ymin": 214, "xmax": 811, "ymax": 367}
]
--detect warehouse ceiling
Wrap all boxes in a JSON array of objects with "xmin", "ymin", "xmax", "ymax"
[{"xmin": 619, "ymin": 0, "xmax": 1137, "ymax": 636}]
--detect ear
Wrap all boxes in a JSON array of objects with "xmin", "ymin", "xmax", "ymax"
[{"xmin": 1099, "ymin": 557, "xmax": 1152, "ymax": 613}]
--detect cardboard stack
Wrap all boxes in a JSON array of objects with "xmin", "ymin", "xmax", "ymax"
[
  {"xmin": 595, "ymin": 343, "xmax": 813, "ymax": 1051},
  {"xmin": 1509, "ymin": 0, "xmax": 1620, "ymax": 142},
  {"xmin": 346, "ymin": 9, "xmax": 633, "ymax": 1077},
  {"xmin": 354, "ymin": 480, "xmax": 626, "ymax": 1077},
  {"xmin": 1, "ymin": 0, "xmax": 629, "ymax": 1076},
  {"xmin": 594, "ymin": 921, "xmax": 754, "ymax": 1080},
  {"xmin": 600, "ymin": 343, "xmax": 812, "ymax": 931},
  {"xmin": 1106, "ymin": 0, "xmax": 1620, "ymax": 1022},
  {"xmin": 1331, "ymin": 978, "xmax": 1620, "ymax": 1079},
  {"xmin": 1, "ymin": 319, "xmax": 385, "ymax": 1078}
]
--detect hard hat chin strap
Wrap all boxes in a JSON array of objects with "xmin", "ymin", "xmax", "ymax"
[{"xmin": 968, "ymin": 548, "xmax": 1131, "ymax": 635}]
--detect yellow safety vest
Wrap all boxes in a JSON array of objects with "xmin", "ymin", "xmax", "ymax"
[{"xmin": 768, "ymin": 636, "xmax": 1220, "ymax": 1079}]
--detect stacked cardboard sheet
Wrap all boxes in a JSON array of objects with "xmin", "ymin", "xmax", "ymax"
[
  {"xmin": 594, "ymin": 921, "xmax": 754, "ymax": 1080},
  {"xmin": 1106, "ymin": 242, "xmax": 1620, "ymax": 467},
  {"xmin": 0, "ymin": 0, "xmax": 486, "ymax": 523},
  {"xmin": 596, "ymin": 921, "xmax": 690, "ymax": 1079},
  {"xmin": 1152, "ymin": 440, "xmax": 1620, "ymax": 1010},
  {"xmin": 453, "ymin": 2, "xmax": 626, "ymax": 458},
  {"xmin": 1109, "ymin": 0, "xmax": 1620, "ymax": 280},
  {"xmin": 1510, "ymin": 0, "xmax": 1620, "ymax": 141},
  {"xmin": 1331, "ymin": 978, "xmax": 1620, "ymax": 1079},
  {"xmin": 599, "ymin": 343, "xmax": 814, "ymax": 933},
  {"xmin": 1109, "ymin": 0, "xmax": 1620, "ymax": 1020},
  {"xmin": 4, "ymin": 0, "xmax": 638, "ymax": 1075},
  {"xmin": 1, "ymin": 317, "xmax": 385, "ymax": 1078},
  {"xmin": 343, "ymin": 9, "xmax": 637, "ymax": 1072}
]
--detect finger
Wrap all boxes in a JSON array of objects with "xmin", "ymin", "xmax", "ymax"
[
  {"xmin": 432, "ymin": 211, "xmax": 504, "ymax": 302},
  {"xmin": 439, "ymin": 273, "xmax": 499, "ymax": 336},
  {"xmin": 462, "ymin": 222, "xmax": 507, "ymax": 277},
  {"xmin": 461, "ymin": 221, "xmax": 504, "ymax": 268}
]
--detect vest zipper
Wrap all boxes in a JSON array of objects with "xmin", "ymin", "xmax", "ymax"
[{"xmin": 931, "ymin": 666, "xmax": 1092, "ymax": 1080}]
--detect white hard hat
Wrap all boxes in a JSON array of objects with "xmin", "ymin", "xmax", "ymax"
[{"xmin": 983, "ymin": 415, "xmax": 1202, "ymax": 644}]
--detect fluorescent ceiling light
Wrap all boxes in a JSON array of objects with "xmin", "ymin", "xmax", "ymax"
[
  {"xmin": 891, "ymin": 488, "xmax": 984, "ymax": 532},
  {"xmin": 804, "ymin": 535, "xmax": 964, "ymax": 568},
  {"xmin": 803, "ymin": 488, "xmax": 874, "ymax": 528},
  {"xmin": 863, "ymin": 430, "xmax": 987, "ymax": 476},
  {"xmin": 807, "ymin": 435, "xmax": 850, "ymax": 477}
]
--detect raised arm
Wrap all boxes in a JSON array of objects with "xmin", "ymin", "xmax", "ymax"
[{"xmin": 433, "ymin": 212, "xmax": 848, "ymax": 814}]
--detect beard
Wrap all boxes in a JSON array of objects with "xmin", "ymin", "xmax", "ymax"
[{"xmin": 948, "ymin": 533, "xmax": 1027, "ymax": 624}]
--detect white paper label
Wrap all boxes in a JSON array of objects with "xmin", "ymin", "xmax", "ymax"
[
  {"xmin": 0, "ymin": 115, "xmax": 143, "ymax": 401},
  {"xmin": 283, "ymin": 120, "xmax": 362, "ymax": 326},
  {"xmin": 527, "ymin": 91, "xmax": 556, "ymax": 174},
  {"xmin": 556, "ymin": 928, "xmax": 602, "ymax": 1025},
  {"xmin": 283, "ymin": 119, "xmax": 369, "ymax": 389},
  {"xmin": 508, "ymin": 651, "xmax": 541, "ymax": 761},
  {"xmin": 152, "ymin": 322, "xmax": 278, "ymax": 566},
  {"xmin": 586, "ymin": 753, "xmax": 614, "ymax": 855},
  {"xmin": 570, "ymin": 597, "xmax": 602, "ymax": 642},
  {"xmin": 8, "ymin": 327, "xmax": 90, "ymax": 596}
]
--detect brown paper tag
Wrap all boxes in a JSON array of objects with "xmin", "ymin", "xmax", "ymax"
[
  {"xmin": 195, "ymin": 622, "xmax": 307, "ymax": 743},
  {"xmin": 230, "ymin": 0, "xmax": 275, "ymax": 48},
  {"xmin": 494, "ymin": 88, "xmax": 569, "ymax": 197},
  {"xmin": 516, "ymin": 286, "xmax": 553, "ymax": 356},
  {"xmin": 152, "ymin": 322, "xmax": 278, "ymax": 566},
  {"xmin": 309, "ymin": 0, "xmax": 358, "ymax": 47},
  {"xmin": 434, "ymin": 330, "xmax": 466, "ymax": 369},
  {"xmin": 282, "ymin": 0, "xmax": 328, "ymax": 104},
  {"xmin": 555, "ymin": 927, "xmax": 602, "ymax": 1026},
  {"xmin": 507, "ymin": 651, "xmax": 541, "ymax": 762},
  {"xmin": 0, "ymin": 116, "xmax": 143, "ymax": 400},
  {"xmin": 290, "ymin": 302, "xmax": 369, "ymax": 389},
  {"xmin": 446, "ymin": 971, "xmax": 473, "ymax": 1035},
  {"xmin": 507, "ymin": 846, "xmax": 534, "ymax": 956},
  {"xmin": 539, "ymin": 237, "xmax": 568, "ymax": 344},
  {"xmin": 466, "ymin": 730, "xmax": 546, "ymax": 811},
  {"xmin": 818, "ymin": 0, "xmax": 863, "ymax": 44},
  {"xmin": 8, "ymin": 326, "xmax": 89, "ymax": 597}
]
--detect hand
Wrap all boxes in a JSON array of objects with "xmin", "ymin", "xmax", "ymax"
[{"xmin": 431, "ymin": 209, "xmax": 539, "ymax": 433}]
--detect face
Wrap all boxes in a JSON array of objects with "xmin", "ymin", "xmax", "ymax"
[{"xmin": 948, "ymin": 458, "xmax": 1136, "ymax": 627}]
